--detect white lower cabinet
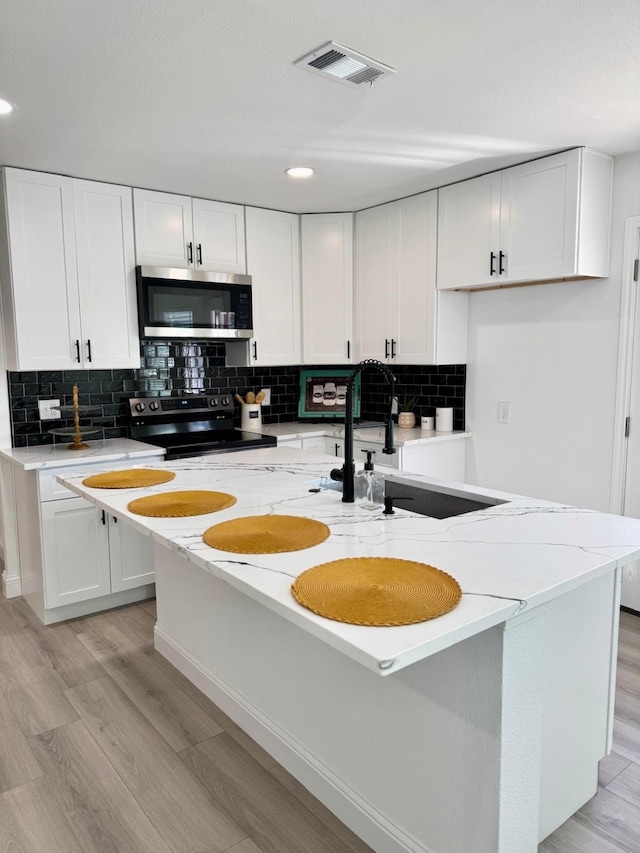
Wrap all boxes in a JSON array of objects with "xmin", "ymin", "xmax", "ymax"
[
  {"xmin": 301, "ymin": 435, "xmax": 326, "ymax": 453},
  {"xmin": 3, "ymin": 454, "xmax": 161, "ymax": 623},
  {"xmin": 40, "ymin": 500, "xmax": 154, "ymax": 609},
  {"xmin": 41, "ymin": 498, "xmax": 111, "ymax": 607},
  {"xmin": 352, "ymin": 439, "xmax": 401, "ymax": 470},
  {"xmin": 325, "ymin": 437, "xmax": 344, "ymax": 458},
  {"xmin": 109, "ymin": 514, "xmax": 155, "ymax": 592},
  {"xmin": 276, "ymin": 430, "xmax": 466, "ymax": 481}
]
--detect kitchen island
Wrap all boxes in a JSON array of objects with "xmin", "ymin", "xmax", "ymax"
[{"xmin": 59, "ymin": 447, "xmax": 640, "ymax": 853}]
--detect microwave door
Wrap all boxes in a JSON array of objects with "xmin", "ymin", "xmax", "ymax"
[{"xmin": 136, "ymin": 267, "xmax": 253, "ymax": 339}]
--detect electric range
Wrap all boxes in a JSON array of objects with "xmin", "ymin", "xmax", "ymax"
[{"xmin": 128, "ymin": 394, "xmax": 276, "ymax": 459}]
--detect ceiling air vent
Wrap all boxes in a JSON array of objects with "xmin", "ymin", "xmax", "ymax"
[{"xmin": 294, "ymin": 41, "xmax": 396, "ymax": 88}]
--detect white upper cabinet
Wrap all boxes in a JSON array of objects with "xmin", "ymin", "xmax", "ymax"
[
  {"xmin": 301, "ymin": 213, "xmax": 354, "ymax": 364},
  {"xmin": 437, "ymin": 148, "xmax": 613, "ymax": 290},
  {"xmin": 132, "ymin": 189, "xmax": 193, "ymax": 268},
  {"xmin": 0, "ymin": 169, "xmax": 139, "ymax": 371},
  {"xmin": 354, "ymin": 202, "xmax": 394, "ymax": 362},
  {"xmin": 355, "ymin": 192, "xmax": 468, "ymax": 365},
  {"xmin": 133, "ymin": 188, "xmax": 246, "ymax": 273},
  {"xmin": 191, "ymin": 197, "xmax": 246, "ymax": 272},
  {"xmin": 243, "ymin": 207, "xmax": 301, "ymax": 366},
  {"xmin": 73, "ymin": 180, "xmax": 139, "ymax": 368}
]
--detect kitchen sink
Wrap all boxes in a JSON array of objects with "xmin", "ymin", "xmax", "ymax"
[
  {"xmin": 309, "ymin": 477, "xmax": 507, "ymax": 518},
  {"xmin": 384, "ymin": 480, "xmax": 507, "ymax": 519}
]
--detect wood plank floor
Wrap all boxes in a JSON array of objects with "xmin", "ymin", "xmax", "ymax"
[{"xmin": 2, "ymin": 592, "xmax": 640, "ymax": 853}]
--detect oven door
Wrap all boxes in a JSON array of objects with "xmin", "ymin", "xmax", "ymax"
[{"xmin": 136, "ymin": 266, "xmax": 253, "ymax": 339}]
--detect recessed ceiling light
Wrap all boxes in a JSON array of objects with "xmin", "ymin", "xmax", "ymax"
[
  {"xmin": 285, "ymin": 166, "xmax": 315, "ymax": 178},
  {"xmin": 0, "ymin": 99, "xmax": 14, "ymax": 115}
]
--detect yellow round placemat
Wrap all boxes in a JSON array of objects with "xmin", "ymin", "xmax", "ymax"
[
  {"xmin": 203, "ymin": 514, "xmax": 330, "ymax": 554},
  {"xmin": 127, "ymin": 490, "xmax": 237, "ymax": 518},
  {"xmin": 82, "ymin": 469, "xmax": 176, "ymax": 489},
  {"xmin": 291, "ymin": 557, "xmax": 461, "ymax": 626}
]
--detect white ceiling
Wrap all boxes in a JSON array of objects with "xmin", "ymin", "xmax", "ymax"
[{"xmin": 1, "ymin": 0, "xmax": 639, "ymax": 213}]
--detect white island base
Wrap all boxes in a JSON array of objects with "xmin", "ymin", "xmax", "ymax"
[{"xmin": 153, "ymin": 543, "xmax": 619, "ymax": 853}]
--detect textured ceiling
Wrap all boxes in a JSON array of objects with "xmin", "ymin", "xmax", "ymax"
[{"xmin": 1, "ymin": 0, "xmax": 639, "ymax": 213}]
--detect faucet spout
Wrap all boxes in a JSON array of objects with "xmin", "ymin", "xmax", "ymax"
[{"xmin": 342, "ymin": 359, "xmax": 396, "ymax": 503}]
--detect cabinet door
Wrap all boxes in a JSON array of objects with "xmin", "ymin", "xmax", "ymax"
[
  {"xmin": 133, "ymin": 188, "xmax": 194, "ymax": 268},
  {"xmin": 301, "ymin": 435, "xmax": 326, "ymax": 453},
  {"xmin": 392, "ymin": 192, "xmax": 438, "ymax": 364},
  {"xmin": 41, "ymin": 499, "xmax": 111, "ymax": 608},
  {"xmin": 499, "ymin": 150, "xmax": 579, "ymax": 283},
  {"xmin": 301, "ymin": 213, "xmax": 354, "ymax": 364},
  {"xmin": 352, "ymin": 440, "xmax": 400, "ymax": 469},
  {"xmin": 74, "ymin": 180, "xmax": 140, "ymax": 368},
  {"xmin": 192, "ymin": 198, "xmax": 246, "ymax": 273},
  {"xmin": 354, "ymin": 204, "xmax": 394, "ymax": 362},
  {"xmin": 2, "ymin": 168, "xmax": 82, "ymax": 370},
  {"xmin": 437, "ymin": 172, "xmax": 501, "ymax": 290},
  {"xmin": 245, "ymin": 207, "xmax": 301, "ymax": 366},
  {"xmin": 109, "ymin": 515, "xmax": 154, "ymax": 592},
  {"xmin": 325, "ymin": 437, "xmax": 344, "ymax": 458}
]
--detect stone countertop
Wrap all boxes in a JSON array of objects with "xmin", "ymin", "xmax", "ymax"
[
  {"xmin": 0, "ymin": 438, "xmax": 166, "ymax": 470},
  {"xmin": 57, "ymin": 446, "xmax": 640, "ymax": 676},
  {"xmin": 258, "ymin": 421, "xmax": 470, "ymax": 445}
]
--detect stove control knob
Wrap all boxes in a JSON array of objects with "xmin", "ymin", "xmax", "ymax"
[
  {"xmin": 135, "ymin": 402, "xmax": 146, "ymax": 412},
  {"xmin": 149, "ymin": 402, "xmax": 160, "ymax": 411},
  {"xmin": 209, "ymin": 398, "xmax": 219, "ymax": 407}
]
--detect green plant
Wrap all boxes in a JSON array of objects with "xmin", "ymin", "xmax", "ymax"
[{"xmin": 398, "ymin": 388, "xmax": 419, "ymax": 412}]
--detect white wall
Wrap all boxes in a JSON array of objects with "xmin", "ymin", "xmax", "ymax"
[{"xmin": 466, "ymin": 151, "xmax": 640, "ymax": 512}]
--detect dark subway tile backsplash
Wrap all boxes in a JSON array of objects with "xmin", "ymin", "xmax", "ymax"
[{"xmin": 7, "ymin": 341, "xmax": 466, "ymax": 446}]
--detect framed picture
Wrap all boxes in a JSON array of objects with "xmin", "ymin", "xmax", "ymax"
[{"xmin": 297, "ymin": 369, "xmax": 361, "ymax": 419}]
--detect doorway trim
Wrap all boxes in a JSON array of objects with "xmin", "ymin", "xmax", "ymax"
[{"xmin": 610, "ymin": 215, "xmax": 640, "ymax": 514}]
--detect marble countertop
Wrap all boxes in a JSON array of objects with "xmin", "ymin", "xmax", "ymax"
[
  {"xmin": 259, "ymin": 421, "xmax": 470, "ymax": 446},
  {"xmin": 57, "ymin": 446, "xmax": 640, "ymax": 676},
  {"xmin": 0, "ymin": 438, "xmax": 166, "ymax": 470}
]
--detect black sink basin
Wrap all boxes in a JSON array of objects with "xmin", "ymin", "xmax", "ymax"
[{"xmin": 384, "ymin": 480, "xmax": 506, "ymax": 519}]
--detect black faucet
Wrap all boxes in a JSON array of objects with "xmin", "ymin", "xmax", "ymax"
[{"xmin": 339, "ymin": 359, "xmax": 397, "ymax": 503}]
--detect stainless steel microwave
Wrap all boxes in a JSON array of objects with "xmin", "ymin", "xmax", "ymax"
[{"xmin": 136, "ymin": 266, "xmax": 253, "ymax": 339}]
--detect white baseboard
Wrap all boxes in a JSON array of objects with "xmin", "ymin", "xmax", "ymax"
[
  {"xmin": 155, "ymin": 625, "xmax": 429, "ymax": 853},
  {"xmin": 2, "ymin": 568, "xmax": 21, "ymax": 599}
]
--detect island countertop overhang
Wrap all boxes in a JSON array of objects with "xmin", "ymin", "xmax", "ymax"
[{"xmin": 56, "ymin": 446, "xmax": 640, "ymax": 675}]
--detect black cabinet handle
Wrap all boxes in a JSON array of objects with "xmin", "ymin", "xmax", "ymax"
[
  {"xmin": 385, "ymin": 339, "xmax": 390, "ymax": 359},
  {"xmin": 197, "ymin": 243, "xmax": 203, "ymax": 265},
  {"xmin": 113, "ymin": 516, "xmax": 118, "ymax": 523},
  {"xmin": 74, "ymin": 339, "xmax": 81, "ymax": 363},
  {"xmin": 101, "ymin": 509, "xmax": 106, "ymax": 525},
  {"xmin": 391, "ymin": 339, "xmax": 396, "ymax": 358},
  {"xmin": 252, "ymin": 341, "xmax": 258, "ymax": 360},
  {"xmin": 86, "ymin": 339, "xmax": 92, "ymax": 362},
  {"xmin": 347, "ymin": 340, "xmax": 350, "ymax": 359},
  {"xmin": 187, "ymin": 241, "xmax": 193, "ymax": 263},
  {"xmin": 335, "ymin": 442, "xmax": 340, "ymax": 456},
  {"xmin": 499, "ymin": 251, "xmax": 505, "ymax": 275},
  {"xmin": 490, "ymin": 252, "xmax": 496, "ymax": 276}
]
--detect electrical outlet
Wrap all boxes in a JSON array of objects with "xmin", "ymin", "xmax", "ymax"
[
  {"xmin": 38, "ymin": 399, "xmax": 61, "ymax": 420},
  {"xmin": 259, "ymin": 388, "xmax": 271, "ymax": 406},
  {"xmin": 391, "ymin": 396, "xmax": 398, "ymax": 415},
  {"xmin": 497, "ymin": 401, "xmax": 511, "ymax": 424}
]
